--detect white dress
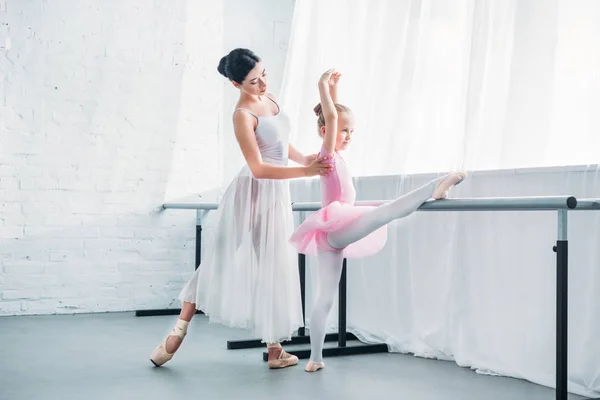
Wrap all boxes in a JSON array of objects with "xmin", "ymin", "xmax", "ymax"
[{"xmin": 179, "ymin": 102, "xmax": 304, "ymax": 344}]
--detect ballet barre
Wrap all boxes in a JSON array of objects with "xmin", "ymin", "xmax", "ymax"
[
  {"xmin": 149, "ymin": 194, "xmax": 600, "ymax": 400},
  {"xmin": 134, "ymin": 198, "xmax": 217, "ymax": 317}
]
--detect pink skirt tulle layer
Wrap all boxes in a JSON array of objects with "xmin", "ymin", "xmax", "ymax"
[{"xmin": 289, "ymin": 201, "xmax": 387, "ymax": 258}]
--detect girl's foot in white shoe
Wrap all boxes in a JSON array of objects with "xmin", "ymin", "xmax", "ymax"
[{"xmin": 305, "ymin": 360, "xmax": 325, "ymax": 372}]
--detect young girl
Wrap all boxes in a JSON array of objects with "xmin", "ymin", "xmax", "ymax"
[{"xmin": 289, "ymin": 69, "xmax": 466, "ymax": 372}]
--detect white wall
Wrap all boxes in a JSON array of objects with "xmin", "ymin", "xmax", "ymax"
[{"xmin": 0, "ymin": 0, "xmax": 225, "ymax": 315}]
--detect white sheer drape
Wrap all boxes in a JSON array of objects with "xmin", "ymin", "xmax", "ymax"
[
  {"xmin": 280, "ymin": 0, "xmax": 600, "ymax": 175},
  {"xmin": 281, "ymin": 0, "xmax": 600, "ymax": 397}
]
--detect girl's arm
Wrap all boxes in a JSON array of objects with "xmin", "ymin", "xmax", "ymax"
[
  {"xmin": 329, "ymin": 78, "xmax": 338, "ymax": 103},
  {"xmin": 319, "ymin": 69, "xmax": 338, "ymax": 155}
]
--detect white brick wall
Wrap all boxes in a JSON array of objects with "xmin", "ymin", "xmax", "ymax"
[{"xmin": 0, "ymin": 0, "xmax": 227, "ymax": 315}]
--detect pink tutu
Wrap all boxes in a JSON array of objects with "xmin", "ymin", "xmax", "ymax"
[{"xmin": 289, "ymin": 201, "xmax": 387, "ymax": 258}]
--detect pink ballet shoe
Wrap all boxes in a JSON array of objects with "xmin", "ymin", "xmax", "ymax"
[
  {"xmin": 150, "ymin": 319, "xmax": 189, "ymax": 367},
  {"xmin": 305, "ymin": 360, "xmax": 325, "ymax": 372},
  {"xmin": 432, "ymin": 172, "xmax": 467, "ymax": 200},
  {"xmin": 267, "ymin": 344, "xmax": 299, "ymax": 369}
]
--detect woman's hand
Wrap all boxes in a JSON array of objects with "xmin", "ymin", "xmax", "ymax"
[{"xmin": 304, "ymin": 155, "xmax": 332, "ymax": 177}]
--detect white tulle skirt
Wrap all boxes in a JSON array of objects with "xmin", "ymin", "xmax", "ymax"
[{"xmin": 178, "ymin": 165, "xmax": 304, "ymax": 343}]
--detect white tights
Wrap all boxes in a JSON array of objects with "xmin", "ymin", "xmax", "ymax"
[{"xmin": 309, "ymin": 179, "xmax": 439, "ymax": 363}]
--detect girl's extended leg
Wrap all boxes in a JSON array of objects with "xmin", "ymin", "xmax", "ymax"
[
  {"xmin": 328, "ymin": 173, "xmax": 465, "ymax": 250},
  {"xmin": 305, "ymin": 250, "xmax": 345, "ymax": 372}
]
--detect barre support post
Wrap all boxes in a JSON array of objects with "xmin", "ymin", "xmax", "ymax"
[{"xmin": 555, "ymin": 210, "xmax": 568, "ymax": 400}]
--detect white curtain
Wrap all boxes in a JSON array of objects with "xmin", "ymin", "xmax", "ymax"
[
  {"xmin": 280, "ymin": 0, "xmax": 600, "ymax": 175},
  {"xmin": 281, "ymin": 0, "xmax": 600, "ymax": 397}
]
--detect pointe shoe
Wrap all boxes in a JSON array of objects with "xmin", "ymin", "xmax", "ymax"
[
  {"xmin": 267, "ymin": 346, "xmax": 299, "ymax": 369},
  {"xmin": 305, "ymin": 360, "xmax": 325, "ymax": 372},
  {"xmin": 150, "ymin": 319, "xmax": 189, "ymax": 367},
  {"xmin": 432, "ymin": 172, "xmax": 467, "ymax": 200}
]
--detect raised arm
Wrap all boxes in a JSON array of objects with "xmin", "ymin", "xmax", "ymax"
[
  {"xmin": 233, "ymin": 111, "xmax": 330, "ymax": 179},
  {"xmin": 329, "ymin": 74, "xmax": 339, "ymax": 103},
  {"xmin": 319, "ymin": 69, "xmax": 339, "ymax": 155}
]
